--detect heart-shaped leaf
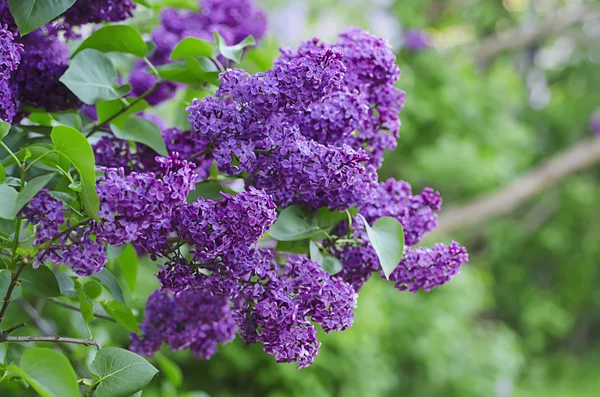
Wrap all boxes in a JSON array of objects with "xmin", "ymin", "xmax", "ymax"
[
  {"xmin": 359, "ymin": 215, "xmax": 405, "ymax": 280},
  {"xmin": 7, "ymin": 0, "xmax": 76, "ymax": 35},
  {"xmin": 90, "ymin": 347, "xmax": 158, "ymax": 397},
  {"xmin": 9, "ymin": 348, "xmax": 79, "ymax": 397},
  {"xmin": 60, "ymin": 49, "xmax": 131, "ymax": 105}
]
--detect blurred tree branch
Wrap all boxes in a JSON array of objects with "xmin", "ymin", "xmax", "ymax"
[
  {"xmin": 474, "ymin": 4, "xmax": 600, "ymax": 64},
  {"xmin": 434, "ymin": 136, "xmax": 600, "ymax": 235}
]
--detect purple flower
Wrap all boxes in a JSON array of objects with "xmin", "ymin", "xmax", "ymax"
[
  {"xmin": 389, "ymin": 242, "xmax": 468, "ymax": 292},
  {"xmin": 0, "ymin": 78, "xmax": 18, "ymax": 122},
  {"xmin": 62, "ymin": 0, "xmax": 136, "ymax": 26},
  {"xmin": 96, "ymin": 154, "xmax": 197, "ymax": 253},
  {"xmin": 15, "ymin": 29, "xmax": 81, "ymax": 112},
  {"xmin": 590, "ymin": 112, "xmax": 600, "ymax": 135},
  {"xmin": 131, "ymin": 288, "xmax": 237, "ymax": 359},
  {"xmin": 0, "ymin": 2, "xmax": 17, "ymax": 34},
  {"xmin": 129, "ymin": 64, "xmax": 179, "ymax": 106},
  {"xmin": 404, "ymin": 29, "xmax": 431, "ymax": 51},
  {"xmin": 175, "ymin": 187, "xmax": 277, "ymax": 261},
  {"xmin": 0, "ymin": 24, "xmax": 22, "ymax": 80},
  {"xmin": 20, "ymin": 190, "xmax": 66, "ymax": 245},
  {"xmin": 20, "ymin": 190, "xmax": 107, "ymax": 275}
]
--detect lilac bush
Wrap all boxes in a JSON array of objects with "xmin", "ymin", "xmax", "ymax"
[{"xmin": 0, "ymin": 1, "xmax": 467, "ymax": 392}]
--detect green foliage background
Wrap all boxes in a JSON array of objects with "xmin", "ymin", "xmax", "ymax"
[{"xmin": 1, "ymin": 0, "xmax": 599, "ymax": 396}]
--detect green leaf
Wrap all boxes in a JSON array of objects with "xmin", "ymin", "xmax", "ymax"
[
  {"xmin": 7, "ymin": 0, "xmax": 76, "ymax": 35},
  {"xmin": 0, "ymin": 185, "xmax": 18, "ymax": 219},
  {"xmin": 213, "ymin": 32, "xmax": 256, "ymax": 64},
  {"xmin": 171, "ymin": 37, "xmax": 214, "ymax": 60},
  {"xmin": 154, "ymin": 62, "xmax": 215, "ymax": 85},
  {"xmin": 277, "ymin": 239, "xmax": 310, "ymax": 254},
  {"xmin": 0, "ymin": 164, "xmax": 5, "ymax": 184},
  {"xmin": 74, "ymin": 280, "xmax": 95, "ymax": 325},
  {"xmin": 0, "ymin": 121, "xmax": 10, "ymax": 139},
  {"xmin": 107, "ymin": 244, "xmax": 127, "ymax": 260},
  {"xmin": 2, "ymin": 145, "xmax": 70, "ymax": 172},
  {"xmin": 54, "ymin": 271, "xmax": 77, "ymax": 297},
  {"xmin": 83, "ymin": 279, "xmax": 103, "ymax": 300},
  {"xmin": 72, "ymin": 25, "xmax": 147, "ymax": 58},
  {"xmin": 186, "ymin": 181, "xmax": 235, "ymax": 202},
  {"xmin": 4, "ymin": 344, "xmax": 25, "ymax": 366},
  {"xmin": 309, "ymin": 241, "xmax": 323, "ymax": 263},
  {"xmin": 269, "ymin": 206, "xmax": 323, "ymax": 241},
  {"xmin": 111, "ymin": 117, "xmax": 168, "ymax": 157},
  {"xmin": 309, "ymin": 241, "xmax": 343, "ymax": 275},
  {"xmin": 51, "ymin": 125, "xmax": 99, "ymax": 219},
  {"xmin": 9, "ymin": 348, "xmax": 79, "ymax": 397},
  {"xmin": 101, "ymin": 300, "xmax": 140, "ymax": 333},
  {"xmin": 184, "ymin": 58, "xmax": 220, "ymax": 86},
  {"xmin": 0, "ymin": 269, "xmax": 21, "ymax": 301},
  {"xmin": 315, "ymin": 207, "xmax": 348, "ymax": 230},
  {"xmin": 20, "ymin": 266, "xmax": 61, "ymax": 297},
  {"xmin": 96, "ymin": 98, "xmax": 149, "ymax": 129},
  {"xmin": 90, "ymin": 347, "xmax": 158, "ymax": 397},
  {"xmin": 117, "ymin": 245, "xmax": 138, "ymax": 293},
  {"xmin": 94, "ymin": 268, "xmax": 125, "ymax": 304},
  {"xmin": 359, "ymin": 215, "xmax": 405, "ymax": 280},
  {"xmin": 12, "ymin": 173, "xmax": 55, "ymax": 216},
  {"xmin": 154, "ymin": 352, "xmax": 182, "ymax": 388},
  {"xmin": 151, "ymin": 0, "xmax": 199, "ymax": 9},
  {"xmin": 60, "ymin": 49, "xmax": 131, "ymax": 105}
]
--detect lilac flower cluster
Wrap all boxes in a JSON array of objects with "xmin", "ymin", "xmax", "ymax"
[
  {"xmin": 329, "ymin": 179, "xmax": 467, "ymax": 293},
  {"xmin": 131, "ymin": 289, "xmax": 237, "ymax": 360},
  {"xmin": 62, "ymin": 0, "xmax": 136, "ymax": 26},
  {"xmin": 20, "ymin": 190, "xmax": 107, "ymax": 276},
  {"xmin": 21, "ymin": 155, "xmax": 196, "ymax": 275},
  {"xmin": 130, "ymin": 0, "xmax": 267, "ymax": 104},
  {"xmin": 96, "ymin": 154, "xmax": 197, "ymax": 254},
  {"xmin": 389, "ymin": 242, "xmax": 468, "ymax": 293},
  {"xmin": 141, "ymin": 249, "xmax": 357, "ymax": 368},
  {"xmin": 0, "ymin": 24, "xmax": 21, "ymax": 80},
  {"xmin": 174, "ymin": 187, "xmax": 277, "ymax": 260},
  {"xmin": 187, "ymin": 44, "xmax": 380, "ymax": 210},
  {"xmin": 0, "ymin": 14, "xmax": 20, "ymax": 121},
  {"xmin": 15, "ymin": 29, "xmax": 81, "ymax": 112}
]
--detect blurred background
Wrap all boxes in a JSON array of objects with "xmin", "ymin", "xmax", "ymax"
[{"xmin": 3, "ymin": 0, "xmax": 600, "ymax": 396}]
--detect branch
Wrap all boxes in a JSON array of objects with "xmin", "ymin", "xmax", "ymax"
[
  {"xmin": 0, "ymin": 259, "xmax": 29, "ymax": 330},
  {"xmin": 1, "ymin": 335, "xmax": 101, "ymax": 349},
  {"xmin": 474, "ymin": 4, "xmax": 600, "ymax": 64},
  {"xmin": 84, "ymin": 79, "xmax": 166, "ymax": 138},
  {"xmin": 47, "ymin": 298, "xmax": 116, "ymax": 323},
  {"xmin": 433, "ymin": 136, "xmax": 600, "ymax": 235}
]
